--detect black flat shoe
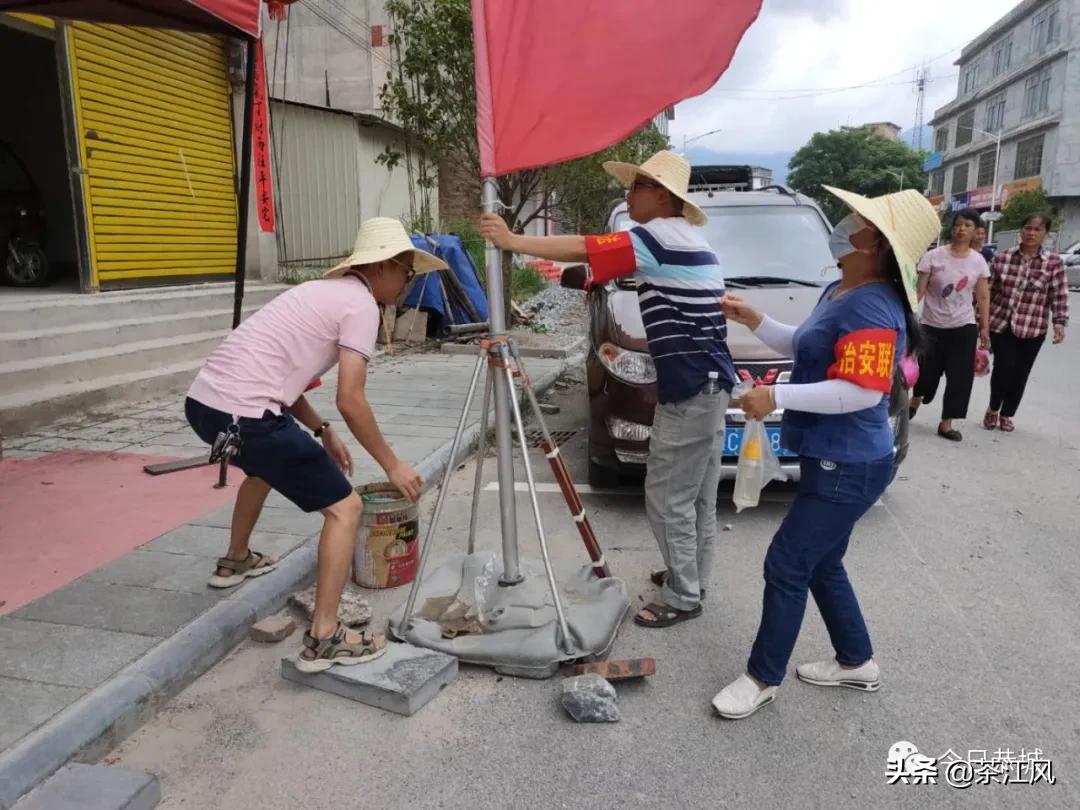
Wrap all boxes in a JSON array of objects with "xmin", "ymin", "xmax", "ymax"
[{"xmin": 937, "ymin": 426, "xmax": 962, "ymax": 442}]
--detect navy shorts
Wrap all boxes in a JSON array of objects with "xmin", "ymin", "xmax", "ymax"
[{"xmin": 185, "ymin": 397, "xmax": 353, "ymax": 513}]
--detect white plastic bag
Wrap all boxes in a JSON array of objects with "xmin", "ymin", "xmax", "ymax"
[{"xmin": 733, "ymin": 418, "xmax": 787, "ymax": 512}]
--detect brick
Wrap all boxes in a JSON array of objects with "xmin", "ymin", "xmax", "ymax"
[
  {"xmin": 14, "ymin": 764, "xmax": 160, "ymax": 810},
  {"xmin": 249, "ymin": 613, "xmax": 296, "ymax": 643},
  {"xmin": 572, "ymin": 657, "xmax": 656, "ymax": 682}
]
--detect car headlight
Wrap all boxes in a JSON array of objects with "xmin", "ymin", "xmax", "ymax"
[
  {"xmin": 597, "ymin": 342, "xmax": 656, "ymax": 384},
  {"xmin": 607, "ymin": 417, "xmax": 651, "ymax": 442}
]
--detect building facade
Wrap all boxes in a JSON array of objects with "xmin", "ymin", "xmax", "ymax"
[
  {"xmin": 260, "ymin": 0, "xmax": 434, "ymax": 275},
  {"xmin": 928, "ymin": 0, "xmax": 1080, "ymax": 246}
]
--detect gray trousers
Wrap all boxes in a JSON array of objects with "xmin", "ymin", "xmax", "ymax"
[{"xmin": 644, "ymin": 389, "xmax": 728, "ymax": 611}]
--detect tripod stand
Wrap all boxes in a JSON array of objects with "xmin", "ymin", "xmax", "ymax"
[{"xmin": 388, "ymin": 334, "xmax": 628, "ymax": 676}]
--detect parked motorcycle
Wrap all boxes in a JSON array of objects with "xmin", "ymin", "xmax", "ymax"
[{"xmin": 0, "ymin": 140, "xmax": 49, "ymax": 287}]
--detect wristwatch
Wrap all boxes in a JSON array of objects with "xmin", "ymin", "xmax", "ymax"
[{"xmin": 313, "ymin": 421, "xmax": 331, "ymax": 438}]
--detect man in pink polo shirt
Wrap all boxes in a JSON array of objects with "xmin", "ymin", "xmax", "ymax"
[{"xmin": 185, "ymin": 218, "xmax": 447, "ymax": 672}]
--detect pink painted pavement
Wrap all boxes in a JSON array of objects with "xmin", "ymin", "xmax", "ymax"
[{"xmin": 0, "ymin": 450, "xmax": 238, "ymax": 615}]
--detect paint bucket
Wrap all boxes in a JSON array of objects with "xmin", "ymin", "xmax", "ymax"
[{"xmin": 352, "ymin": 483, "xmax": 420, "ymax": 589}]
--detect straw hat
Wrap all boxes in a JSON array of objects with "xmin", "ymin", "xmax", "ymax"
[
  {"xmin": 603, "ymin": 150, "xmax": 707, "ymax": 226},
  {"xmin": 823, "ymin": 185, "xmax": 940, "ymax": 311},
  {"xmin": 324, "ymin": 217, "xmax": 448, "ymax": 278}
]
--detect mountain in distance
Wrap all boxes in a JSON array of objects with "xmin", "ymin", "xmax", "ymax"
[{"xmin": 898, "ymin": 124, "xmax": 934, "ymax": 151}]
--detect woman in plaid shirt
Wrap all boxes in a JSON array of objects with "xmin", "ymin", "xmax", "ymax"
[{"xmin": 984, "ymin": 213, "xmax": 1069, "ymax": 432}]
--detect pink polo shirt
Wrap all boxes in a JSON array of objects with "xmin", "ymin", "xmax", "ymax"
[{"xmin": 187, "ymin": 276, "xmax": 380, "ymax": 418}]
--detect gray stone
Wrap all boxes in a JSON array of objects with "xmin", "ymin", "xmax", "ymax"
[
  {"xmin": 249, "ymin": 613, "xmax": 296, "ymax": 643},
  {"xmin": 83, "ymin": 550, "xmax": 223, "ymax": 596},
  {"xmin": 143, "ymin": 525, "xmax": 307, "ymax": 561},
  {"xmin": 0, "ymin": 619, "xmax": 158, "ymax": 688},
  {"xmin": 539, "ymin": 403, "xmax": 561, "ymax": 414},
  {"xmin": 0, "ymin": 676, "xmax": 86, "ymax": 750},
  {"xmin": 288, "ymin": 583, "xmax": 372, "ymax": 627},
  {"xmin": 189, "ymin": 505, "xmax": 322, "ymax": 538},
  {"xmin": 280, "ymin": 642, "xmax": 458, "ymax": 716},
  {"xmin": 13, "ymin": 763, "xmax": 160, "ymax": 810},
  {"xmin": 12, "ymin": 580, "xmax": 215, "ymax": 638},
  {"xmin": 561, "ymin": 674, "xmax": 620, "ymax": 723}
]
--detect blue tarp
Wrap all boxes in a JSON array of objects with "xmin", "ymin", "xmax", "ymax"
[{"xmin": 403, "ymin": 234, "xmax": 489, "ymax": 333}]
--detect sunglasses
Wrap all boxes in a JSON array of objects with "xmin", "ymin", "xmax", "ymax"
[
  {"xmin": 389, "ymin": 257, "xmax": 416, "ymax": 282},
  {"xmin": 630, "ymin": 178, "xmax": 662, "ymax": 193}
]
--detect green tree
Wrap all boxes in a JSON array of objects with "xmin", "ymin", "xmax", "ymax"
[
  {"xmin": 378, "ymin": 0, "xmax": 668, "ymax": 318},
  {"xmin": 999, "ymin": 188, "xmax": 1061, "ymax": 231},
  {"xmin": 787, "ymin": 127, "xmax": 928, "ymax": 224}
]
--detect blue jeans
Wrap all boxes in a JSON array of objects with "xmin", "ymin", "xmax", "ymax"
[{"xmin": 747, "ymin": 453, "xmax": 894, "ymax": 686}]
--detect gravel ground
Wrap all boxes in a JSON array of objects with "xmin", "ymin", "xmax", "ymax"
[{"xmin": 520, "ymin": 283, "xmax": 588, "ymax": 335}]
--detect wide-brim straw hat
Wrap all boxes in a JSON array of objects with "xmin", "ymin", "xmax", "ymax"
[
  {"xmin": 324, "ymin": 217, "xmax": 448, "ymax": 278},
  {"xmin": 823, "ymin": 185, "xmax": 940, "ymax": 312},
  {"xmin": 603, "ymin": 150, "xmax": 707, "ymax": 226}
]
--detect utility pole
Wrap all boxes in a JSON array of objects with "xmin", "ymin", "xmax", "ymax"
[{"xmin": 912, "ymin": 64, "xmax": 929, "ymax": 151}]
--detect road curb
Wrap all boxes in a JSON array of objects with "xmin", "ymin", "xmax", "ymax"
[
  {"xmin": 0, "ymin": 353, "xmax": 578, "ymax": 810},
  {"xmin": 440, "ymin": 336, "xmax": 586, "ymax": 360}
]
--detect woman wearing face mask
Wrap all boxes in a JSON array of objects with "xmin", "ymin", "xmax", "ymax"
[
  {"xmin": 711, "ymin": 187, "xmax": 939, "ymax": 720},
  {"xmin": 908, "ymin": 208, "xmax": 990, "ymax": 441}
]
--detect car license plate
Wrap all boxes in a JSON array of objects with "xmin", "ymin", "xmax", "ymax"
[{"xmin": 723, "ymin": 426, "xmax": 796, "ymax": 458}]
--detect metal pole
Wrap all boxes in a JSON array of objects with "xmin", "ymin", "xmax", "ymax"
[
  {"xmin": 989, "ymin": 134, "xmax": 1002, "ymax": 243},
  {"xmin": 467, "ymin": 367, "xmax": 493, "ymax": 554},
  {"xmin": 233, "ymin": 36, "xmax": 257, "ymax": 329},
  {"xmin": 502, "ymin": 360, "xmax": 573, "ymax": 652},
  {"xmin": 483, "ymin": 177, "xmax": 522, "ymax": 585},
  {"xmin": 399, "ymin": 351, "xmax": 487, "ymax": 631}
]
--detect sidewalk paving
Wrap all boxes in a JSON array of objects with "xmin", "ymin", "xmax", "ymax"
[{"xmin": 0, "ymin": 348, "xmax": 569, "ymax": 809}]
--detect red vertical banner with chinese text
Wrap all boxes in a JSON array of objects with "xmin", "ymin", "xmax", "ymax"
[{"xmin": 252, "ymin": 37, "xmax": 275, "ymax": 233}]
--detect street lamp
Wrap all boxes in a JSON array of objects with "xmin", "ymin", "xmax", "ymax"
[
  {"xmin": 885, "ymin": 170, "xmax": 905, "ymax": 191},
  {"xmin": 682, "ymin": 127, "xmax": 723, "ymax": 153},
  {"xmin": 968, "ymin": 125, "xmax": 1004, "ymax": 242}
]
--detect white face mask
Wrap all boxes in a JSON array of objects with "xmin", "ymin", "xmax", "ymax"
[{"xmin": 828, "ymin": 213, "xmax": 873, "ymax": 261}]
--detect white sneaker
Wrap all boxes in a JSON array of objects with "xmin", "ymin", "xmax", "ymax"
[
  {"xmin": 796, "ymin": 658, "xmax": 880, "ymax": 691},
  {"xmin": 711, "ymin": 674, "xmax": 777, "ymax": 719}
]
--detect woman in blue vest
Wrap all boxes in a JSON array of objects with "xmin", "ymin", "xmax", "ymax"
[{"xmin": 712, "ymin": 186, "xmax": 940, "ymax": 719}]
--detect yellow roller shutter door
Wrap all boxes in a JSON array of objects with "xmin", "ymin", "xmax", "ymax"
[{"xmin": 68, "ymin": 22, "xmax": 237, "ymax": 287}]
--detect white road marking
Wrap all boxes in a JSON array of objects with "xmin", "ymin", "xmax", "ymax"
[
  {"xmin": 483, "ymin": 482, "xmax": 638, "ymax": 496},
  {"xmin": 482, "ymin": 481, "xmax": 882, "ymax": 506}
]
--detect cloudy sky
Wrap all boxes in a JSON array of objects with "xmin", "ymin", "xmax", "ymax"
[{"xmin": 673, "ymin": 0, "xmax": 1022, "ymax": 159}]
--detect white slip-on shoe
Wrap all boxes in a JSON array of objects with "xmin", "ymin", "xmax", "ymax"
[
  {"xmin": 796, "ymin": 658, "xmax": 880, "ymax": 691},
  {"xmin": 711, "ymin": 674, "xmax": 777, "ymax": 720}
]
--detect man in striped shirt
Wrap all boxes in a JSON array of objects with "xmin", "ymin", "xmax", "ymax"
[{"xmin": 479, "ymin": 150, "xmax": 735, "ymax": 628}]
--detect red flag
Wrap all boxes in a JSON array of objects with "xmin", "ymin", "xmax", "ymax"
[{"xmin": 471, "ymin": 0, "xmax": 762, "ymax": 176}]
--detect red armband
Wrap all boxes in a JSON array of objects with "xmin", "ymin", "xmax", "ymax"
[
  {"xmin": 826, "ymin": 329, "xmax": 897, "ymax": 393},
  {"xmin": 304, "ymin": 378, "xmax": 322, "ymax": 392},
  {"xmin": 585, "ymin": 232, "xmax": 637, "ymax": 284}
]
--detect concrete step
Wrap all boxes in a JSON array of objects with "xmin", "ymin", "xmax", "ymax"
[
  {"xmin": 0, "ymin": 358, "xmax": 202, "ymax": 435},
  {"xmin": 0, "ymin": 282, "xmax": 286, "ymax": 333},
  {"xmin": 0, "ymin": 306, "xmax": 259, "ymax": 363},
  {"xmin": 0, "ymin": 330, "xmax": 227, "ymax": 391}
]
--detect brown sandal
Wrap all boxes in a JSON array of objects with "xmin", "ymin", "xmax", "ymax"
[
  {"xmin": 207, "ymin": 550, "xmax": 277, "ymax": 589},
  {"xmin": 633, "ymin": 601, "xmax": 703, "ymax": 628},
  {"xmin": 296, "ymin": 622, "xmax": 387, "ymax": 673},
  {"xmin": 983, "ymin": 410, "xmax": 999, "ymax": 431}
]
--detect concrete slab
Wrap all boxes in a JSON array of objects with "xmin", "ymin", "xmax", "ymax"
[
  {"xmin": 0, "ymin": 677, "xmax": 85, "ymax": 751},
  {"xmin": 13, "ymin": 763, "xmax": 159, "ymax": 810},
  {"xmin": 12, "ymin": 580, "xmax": 215, "ymax": 638},
  {"xmin": 189, "ymin": 506, "xmax": 322, "ymax": 538},
  {"xmin": 280, "ymin": 642, "xmax": 458, "ymax": 716},
  {"xmin": 143, "ymin": 525, "xmax": 307, "ymax": 561},
  {"xmin": 83, "ymin": 550, "xmax": 225, "ymax": 596},
  {"xmin": 0, "ymin": 619, "xmax": 158, "ymax": 688}
]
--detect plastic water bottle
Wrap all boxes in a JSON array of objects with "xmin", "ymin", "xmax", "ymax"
[
  {"xmin": 705, "ymin": 371, "xmax": 720, "ymax": 394},
  {"xmin": 733, "ymin": 420, "xmax": 766, "ymax": 512}
]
